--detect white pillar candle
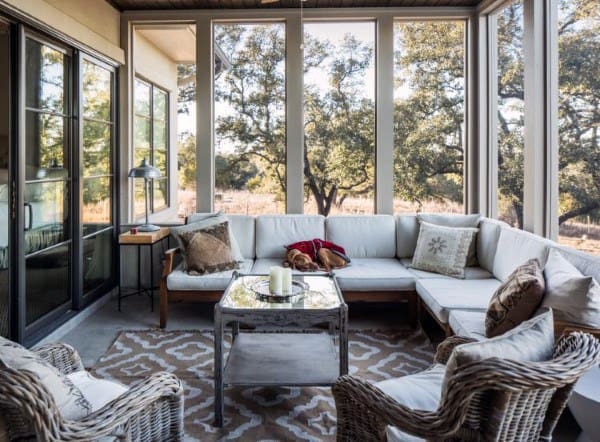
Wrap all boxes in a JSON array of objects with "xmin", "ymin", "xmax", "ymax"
[
  {"xmin": 269, "ymin": 266, "xmax": 282, "ymax": 294},
  {"xmin": 282, "ymin": 267, "xmax": 293, "ymax": 294}
]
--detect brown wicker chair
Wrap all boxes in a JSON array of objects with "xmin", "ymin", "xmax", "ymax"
[
  {"xmin": 0, "ymin": 342, "xmax": 184, "ymax": 441},
  {"xmin": 333, "ymin": 332, "xmax": 600, "ymax": 441}
]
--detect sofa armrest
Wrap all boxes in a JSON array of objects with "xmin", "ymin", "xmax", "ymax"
[
  {"xmin": 434, "ymin": 336, "xmax": 477, "ymax": 365},
  {"xmin": 162, "ymin": 247, "xmax": 181, "ymax": 278},
  {"xmin": 33, "ymin": 342, "xmax": 84, "ymax": 375}
]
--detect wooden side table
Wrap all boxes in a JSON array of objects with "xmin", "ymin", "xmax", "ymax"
[{"xmin": 118, "ymin": 227, "xmax": 170, "ymax": 312}]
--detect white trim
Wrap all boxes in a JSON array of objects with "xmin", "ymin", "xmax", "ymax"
[
  {"xmin": 487, "ymin": 13, "xmax": 499, "ymax": 220},
  {"xmin": 546, "ymin": 0, "xmax": 559, "ymax": 240}
]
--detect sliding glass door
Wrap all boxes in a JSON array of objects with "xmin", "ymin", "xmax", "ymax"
[{"xmin": 23, "ymin": 34, "xmax": 72, "ymax": 328}]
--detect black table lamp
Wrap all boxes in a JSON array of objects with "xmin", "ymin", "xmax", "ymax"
[{"xmin": 128, "ymin": 158, "xmax": 161, "ymax": 232}]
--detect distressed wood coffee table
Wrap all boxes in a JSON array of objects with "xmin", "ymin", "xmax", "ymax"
[{"xmin": 213, "ymin": 272, "xmax": 348, "ymax": 427}]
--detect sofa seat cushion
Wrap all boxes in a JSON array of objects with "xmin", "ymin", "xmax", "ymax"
[
  {"xmin": 326, "ymin": 215, "xmax": 396, "ymax": 258},
  {"xmin": 255, "ymin": 215, "xmax": 325, "ymax": 259},
  {"xmin": 448, "ymin": 310, "xmax": 487, "ymax": 341},
  {"xmin": 251, "ymin": 258, "xmax": 328, "ymax": 275},
  {"xmin": 400, "ymin": 259, "xmax": 492, "ymax": 280},
  {"xmin": 378, "ymin": 364, "xmax": 445, "ymax": 442},
  {"xmin": 332, "ymin": 259, "xmax": 415, "ymax": 291},
  {"xmin": 67, "ymin": 371, "xmax": 128, "ymax": 412},
  {"xmin": 167, "ymin": 259, "xmax": 254, "ymax": 291},
  {"xmin": 416, "ymin": 278, "xmax": 501, "ymax": 323}
]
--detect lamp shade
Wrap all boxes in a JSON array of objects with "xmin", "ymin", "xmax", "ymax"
[{"xmin": 128, "ymin": 158, "xmax": 161, "ymax": 179}]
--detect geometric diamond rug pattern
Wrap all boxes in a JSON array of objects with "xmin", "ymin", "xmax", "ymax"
[{"xmin": 92, "ymin": 329, "xmax": 434, "ymax": 441}]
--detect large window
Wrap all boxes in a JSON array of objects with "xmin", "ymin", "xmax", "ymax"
[
  {"xmin": 134, "ymin": 77, "xmax": 169, "ymax": 217},
  {"xmin": 393, "ymin": 21, "xmax": 465, "ymax": 214},
  {"xmin": 557, "ymin": 0, "xmax": 599, "ymax": 255},
  {"xmin": 494, "ymin": 0, "xmax": 525, "ymax": 228},
  {"xmin": 213, "ymin": 23, "xmax": 286, "ymax": 215},
  {"xmin": 303, "ymin": 22, "xmax": 375, "ymax": 216}
]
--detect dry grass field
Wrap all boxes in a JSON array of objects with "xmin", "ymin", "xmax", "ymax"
[{"xmin": 177, "ymin": 189, "xmax": 599, "ymax": 256}]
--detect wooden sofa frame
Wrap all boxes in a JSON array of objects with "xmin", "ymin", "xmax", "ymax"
[{"xmin": 159, "ymin": 247, "xmax": 418, "ymax": 329}]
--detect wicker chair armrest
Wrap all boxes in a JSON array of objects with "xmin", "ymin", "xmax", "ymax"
[
  {"xmin": 62, "ymin": 372, "xmax": 184, "ymax": 440},
  {"xmin": 333, "ymin": 375, "xmax": 462, "ymax": 441},
  {"xmin": 434, "ymin": 336, "xmax": 476, "ymax": 364},
  {"xmin": 162, "ymin": 247, "xmax": 181, "ymax": 278},
  {"xmin": 33, "ymin": 343, "xmax": 84, "ymax": 375}
]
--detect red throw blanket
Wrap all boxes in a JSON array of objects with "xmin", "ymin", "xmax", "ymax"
[{"xmin": 285, "ymin": 239, "xmax": 350, "ymax": 262}]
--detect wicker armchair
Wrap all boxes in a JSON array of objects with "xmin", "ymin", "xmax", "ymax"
[
  {"xmin": 333, "ymin": 332, "xmax": 600, "ymax": 442},
  {"xmin": 0, "ymin": 342, "xmax": 184, "ymax": 441}
]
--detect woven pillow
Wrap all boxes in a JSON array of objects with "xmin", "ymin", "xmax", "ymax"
[
  {"xmin": 409, "ymin": 221, "xmax": 478, "ymax": 279},
  {"xmin": 444, "ymin": 309, "xmax": 554, "ymax": 392},
  {"xmin": 179, "ymin": 221, "xmax": 239, "ymax": 275},
  {"xmin": 485, "ymin": 259, "xmax": 545, "ymax": 337},
  {"xmin": 542, "ymin": 249, "xmax": 600, "ymax": 328},
  {"xmin": 0, "ymin": 337, "xmax": 91, "ymax": 420}
]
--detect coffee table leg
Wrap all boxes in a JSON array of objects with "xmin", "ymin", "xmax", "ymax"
[
  {"xmin": 340, "ymin": 304, "xmax": 348, "ymax": 375},
  {"xmin": 214, "ymin": 306, "xmax": 224, "ymax": 427}
]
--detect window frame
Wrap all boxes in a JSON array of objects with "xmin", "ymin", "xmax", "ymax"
[{"xmin": 133, "ymin": 75, "xmax": 170, "ymax": 216}]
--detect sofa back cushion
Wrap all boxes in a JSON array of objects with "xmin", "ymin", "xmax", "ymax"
[
  {"xmin": 552, "ymin": 245, "xmax": 600, "ymax": 283},
  {"xmin": 187, "ymin": 213, "xmax": 255, "ymax": 259},
  {"xmin": 256, "ymin": 215, "xmax": 325, "ymax": 259},
  {"xmin": 396, "ymin": 214, "xmax": 419, "ymax": 258},
  {"xmin": 477, "ymin": 218, "xmax": 508, "ymax": 273},
  {"xmin": 326, "ymin": 215, "xmax": 396, "ymax": 258},
  {"xmin": 492, "ymin": 227, "xmax": 551, "ymax": 281}
]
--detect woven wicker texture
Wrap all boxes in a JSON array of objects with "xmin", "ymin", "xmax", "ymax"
[
  {"xmin": 333, "ymin": 332, "xmax": 600, "ymax": 441},
  {"xmin": 0, "ymin": 342, "xmax": 184, "ymax": 441}
]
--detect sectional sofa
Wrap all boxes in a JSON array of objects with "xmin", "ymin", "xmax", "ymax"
[{"xmin": 160, "ymin": 213, "xmax": 600, "ymax": 337}]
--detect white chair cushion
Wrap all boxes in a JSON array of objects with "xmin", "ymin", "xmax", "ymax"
[
  {"xmin": 492, "ymin": 227, "xmax": 551, "ymax": 281},
  {"xmin": 251, "ymin": 258, "xmax": 328, "ymax": 275},
  {"xmin": 166, "ymin": 259, "xmax": 254, "ymax": 291},
  {"xmin": 448, "ymin": 310, "xmax": 487, "ymax": 341},
  {"xmin": 0, "ymin": 337, "xmax": 91, "ymax": 420},
  {"xmin": 67, "ymin": 371, "xmax": 128, "ymax": 412},
  {"xmin": 255, "ymin": 215, "xmax": 325, "ymax": 259},
  {"xmin": 377, "ymin": 364, "xmax": 445, "ymax": 442},
  {"xmin": 326, "ymin": 215, "xmax": 396, "ymax": 258},
  {"xmin": 332, "ymin": 258, "xmax": 415, "ymax": 291},
  {"xmin": 400, "ymin": 259, "xmax": 492, "ymax": 280},
  {"xmin": 542, "ymin": 249, "xmax": 600, "ymax": 328},
  {"xmin": 416, "ymin": 278, "xmax": 501, "ymax": 323}
]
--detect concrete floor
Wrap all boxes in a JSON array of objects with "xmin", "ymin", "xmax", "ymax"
[{"xmin": 59, "ymin": 293, "xmax": 582, "ymax": 441}]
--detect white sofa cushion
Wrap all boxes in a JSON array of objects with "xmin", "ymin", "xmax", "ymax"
[
  {"xmin": 167, "ymin": 259, "xmax": 254, "ymax": 291},
  {"xmin": 326, "ymin": 215, "xmax": 396, "ymax": 258},
  {"xmin": 378, "ymin": 364, "xmax": 445, "ymax": 442},
  {"xmin": 448, "ymin": 310, "xmax": 487, "ymax": 340},
  {"xmin": 477, "ymin": 218, "xmax": 507, "ymax": 273},
  {"xmin": 400, "ymin": 259, "xmax": 492, "ymax": 280},
  {"xmin": 396, "ymin": 214, "xmax": 419, "ymax": 259},
  {"xmin": 187, "ymin": 213, "xmax": 255, "ymax": 259},
  {"xmin": 332, "ymin": 258, "xmax": 415, "ymax": 291},
  {"xmin": 0, "ymin": 337, "xmax": 91, "ymax": 420},
  {"xmin": 542, "ymin": 249, "xmax": 600, "ymax": 328},
  {"xmin": 416, "ymin": 278, "xmax": 501, "ymax": 323},
  {"xmin": 492, "ymin": 227, "xmax": 551, "ymax": 281},
  {"xmin": 255, "ymin": 215, "xmax": 325, "ymax": 259},
  {"xmin": 67, "ymin": 371, "xmax": 128, "ymax": 411},
  {"xmin": 251, "ymin": 258, "xmax": 328, "ymax": 275},
  {"xmin": 553, "ymin": 245, "xmax": 600, "ymax": 283}
]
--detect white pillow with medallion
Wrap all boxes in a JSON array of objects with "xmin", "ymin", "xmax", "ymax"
[{"xmin": 410, "ymin": 221, "xmax": 478, "ymax": 279}]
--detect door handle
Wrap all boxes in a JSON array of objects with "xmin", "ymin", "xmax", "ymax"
[{"xmin": 24, "ymin": 202, "xmax": 33, "ymax": 231}]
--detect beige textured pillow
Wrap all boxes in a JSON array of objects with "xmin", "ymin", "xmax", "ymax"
[
  {"xmin": 542, "ymin": 249, "xmax": 600, "ymax": 328},
  {"xmin": 179, "ymin": 222, "xmax": 239, "ymax": 275},
  {"xmin": 444, "ymin": 309, "xmax": 554, "ymax": 392},
  {"xmin": 485, "ymin": 259, "xmax": 545, "ymax": 337},
  {"xmin": 409, "ymin": 221, "xmax": 478, "ymax": 278}
]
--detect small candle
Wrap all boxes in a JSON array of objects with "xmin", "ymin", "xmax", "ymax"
[
  {"xmin": 282, "ymin": 267, "xmax": 292, "ymax": 294},
  {"xmin": 269, "ymin": 266, "xmax": 282, "ymax": 294}
]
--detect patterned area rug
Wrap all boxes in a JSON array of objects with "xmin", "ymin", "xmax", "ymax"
[{"xmin": 92, "ymin": 329, "xmax": 434, "ymax": 441}]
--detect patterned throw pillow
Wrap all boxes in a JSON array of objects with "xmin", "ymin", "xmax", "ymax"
[
  {"xmin": 409, "ymin": 221, "xmax": 478, "ymax": 278},
  {"xmin": 179, "ymin": 222, "xmax": 239, "ymax": 275},
  {"xmin": 0, "ymin": 337, "xmax": 91, "ymax": 420},
  {"xmin": 485, "ymin": 259, "xmax": 545, "ymax": 337}
]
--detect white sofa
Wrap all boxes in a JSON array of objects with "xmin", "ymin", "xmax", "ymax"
[{"xmin": 160, "ymin": 213, "xmax": 600, "ymax": 336}]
